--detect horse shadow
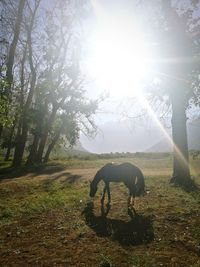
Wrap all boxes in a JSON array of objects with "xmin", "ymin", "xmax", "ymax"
[{"xmin": 82, "ymin": 202, "xmax": 155, "ymax": 246}]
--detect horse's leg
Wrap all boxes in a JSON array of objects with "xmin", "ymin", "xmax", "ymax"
[
  {"xmin": 130, "ymin": 191, "xmax": 135, "ymax": 206},
  {"xmin": 127, "ymin": 189, "xmax": 137, "ymax": 216},
  {"xmin": 131, "ymin": 193, "xmax": 137, "ymax": 215},
  {"xmin": 127, "ymin": 189, "xmax": 132, "ymax": 208},
  {"xmin": 101, "ymin": 184, "xmax": 107, "ymax": 204},
  {"xmin": 107, "ymin": 183, "xmax": 111, "ymax": 204}
]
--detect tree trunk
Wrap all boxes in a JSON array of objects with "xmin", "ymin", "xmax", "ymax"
[
  {"xmin": 36, "ymin": 105, "xmax": 58, "ymax": 163},
  {"xmin": 12, "ymin": 4, "xmax": 39, "ymax": 166},
  {"xmin": 0, "ymin": 0, "xmax": 26, "ymax": 138},
  {"xmin": 35, "ymin": 81, "xmax": 74, "ymax": 163},
  {"xmin": 6, "ymin": 0, "xmax": 26, "ymax": 96},
  {"xmin": 12, "ymin": 122, "xmax": 28, "ymax": 166},
  {"xmin": 43, "ymin": 124, "xmax": 64, "ymax": 163},
  {"xmin": 170, "ymin": 93, "xmax": 191, "ymax": 186},
  {"xmin": 4, "ymin": 119, "xmax": 17, "ymax": 161},
  {"xmin": 26, "ymin": 133, "xmax": 40, "ymax": 165},
  {"xmin": 0, "ymin": 125, "xmax": 3, "ymax": 140},
  {"xmin": 12, "ymin": 69, "xmax": 36, "ymax": 166}
]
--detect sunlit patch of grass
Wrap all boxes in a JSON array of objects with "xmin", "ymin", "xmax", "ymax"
[
  {"xmin": 0, "ymin": 180, "xmax": 89, "ymax": 224},
  {"xmin": 90, "ymin": 174, "xmax": 200, "ymax": 218}
]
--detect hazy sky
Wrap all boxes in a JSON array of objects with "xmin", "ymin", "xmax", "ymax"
[
  {"xmin": 79, "ymin": 1, "xmax": 160, "ymax": 152},
  {"xmin": 79, "ymin": 0, "xmax": 200, "ymax": 153}
]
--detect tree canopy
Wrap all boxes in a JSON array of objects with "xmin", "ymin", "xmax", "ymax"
[{"xmin": 0, "ymin": 0, "xmax": 98, "ymax": 165}]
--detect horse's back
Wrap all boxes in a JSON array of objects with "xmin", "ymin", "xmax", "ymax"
[{"xmin": 100, "ymin": 162, "xmax": 140, "ymax": 182}]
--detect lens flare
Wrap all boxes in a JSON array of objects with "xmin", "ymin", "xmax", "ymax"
[
  {"xmin": 87, "ymin": 0, "xmax": 152, "ymax": 98},
  {"xmin": 137, "ymin": 93, "xmax": 196, "ymax": 176}
]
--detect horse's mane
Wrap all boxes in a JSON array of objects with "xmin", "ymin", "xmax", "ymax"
[
  {"xmin": 92, "ymin": 170, "xmax": 102, "ymax": 185},
  {"xmin": 92, "ymin": 163, "xmax": 113, "ymax": 184}
]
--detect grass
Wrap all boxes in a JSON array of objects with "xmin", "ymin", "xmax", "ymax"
[
  {"xmin": 130, "ymin": 253, "xmax": 156, "ymax": 267},
  {"xmin": 0, "ymin": 180, "xmax": 89, "ymax": 222},
  {"xmin": 0, "ymin": 154, "xmax": 200, "ymax": 266},
  {"xmin": 99, "ymin": 254, "xmax": 114, "ymax": 267}
]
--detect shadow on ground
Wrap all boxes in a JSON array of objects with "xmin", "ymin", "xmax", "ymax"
[
  {"xmin": 82, "ymin": 202, "xmax": 155, "ymax": 246},
  {"xmin": 0, "ymin": 163, "xmax": 67, "ymax": 180},
  {"xmin": 41, "ymin": 172, "xmax": 82, "ymax": 190}
]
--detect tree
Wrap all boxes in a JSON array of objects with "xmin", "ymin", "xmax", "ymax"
[
  {"xmin": 0, "ymin": 0, "xmax": 26, "ymax": 139},
  {"xmin": 151, "ymin": 0, "xmax": 200, "ymax": 187},
  {"xmin": 12, "ymin": 0, "xmax": 41, "ymax": 166},
  {"xmin": 23, "ymin": 0, "xmax": 98, "ymax": 165},
  {"xmin": 159, "ymin": 0, "xmax": 200, "ymax": 187},
  {"xmin": 124, "ymin": 0, "xmax": 199, "ymax": 187},
  {"xmin": 0, "ymin": 0, "xmax": 98, "ymax": 166}
]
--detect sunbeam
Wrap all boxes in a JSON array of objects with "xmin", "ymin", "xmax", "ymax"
[{"xmin": 137, "ymin": 93, "xmax": 196, "ymax": 177}]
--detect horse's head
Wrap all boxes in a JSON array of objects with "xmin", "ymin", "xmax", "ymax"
[{"xmin": 89, "ymin": 180, "xmax": 98, "ymax": 197}]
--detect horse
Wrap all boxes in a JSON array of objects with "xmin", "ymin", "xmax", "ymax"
[{"xmin": 89, "ymin": 162, "xmax": 145, "ymax": 214}]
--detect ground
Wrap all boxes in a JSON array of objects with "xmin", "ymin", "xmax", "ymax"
[{"xmin": 0, "ymin": 155, "xmax": 200, "ymax": 267}]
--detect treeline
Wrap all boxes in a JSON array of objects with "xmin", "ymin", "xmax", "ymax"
[
  {"xmin": 0, "ymin": 0, "xmax": 97, "ymax": 166},
  {"xmin": 50, "ymin": 151, "xmax": 173, "ymax": 161}
]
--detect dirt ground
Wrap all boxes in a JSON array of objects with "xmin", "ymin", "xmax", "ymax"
[{"xmin": 0, "ymin": 163, "xmax": 200, "ymax": 267}]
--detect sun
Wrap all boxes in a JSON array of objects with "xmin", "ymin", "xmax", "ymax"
[{"xmin": 85, "ymin": 6, "xmax": 152, "ymax": 98}]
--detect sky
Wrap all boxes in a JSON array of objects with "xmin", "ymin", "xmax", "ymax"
[
  {"xmin": 78, "ymin": 0, "xmax": 165, "ymax": 152},
  {"xmin": 79, "ymin": 0, "xmax": 200, "ymax": 153}
]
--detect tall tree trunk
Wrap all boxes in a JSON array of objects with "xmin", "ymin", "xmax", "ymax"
[
  {"xmin": 12, "ymin": 3, "xmax": 39, "ymax": 166},
  {"xmin": 12, "ymin": 68, "xmax": 37, "ymax": 166},
  {"xmin": 12, "ymin": 122, "xmax": 28, "ymax": 166},
  {"xmin": 35, "ymin": 78, "xmax": 74, "ymax": 163},
  {"xmin": 36, "ymin": 105, "xmax": 58, "ymax": 163},
  {"xmin": 35, "ymin": 87, "xmax": 71, "ymax": 164},
  {"xmin": 170, "ymin": 93, "xmax": 191, "ymax": 186},
  {"xmin": 0, "ymin": 125, "xmax": 3, "ymax": 140},
  {"xmin": 6, "ymin": 0, "xmax": 26, "ymax": 96},
  {"xmin": 4, "ymin": 118, "xmax": 17, "ymax": 161},
  {"xmin": 161, "ymin": 0, "xmax": 193, "ymax": 188},
  {"xmin": 26, "ymin": 132, "xmax": 40, "ymax": 165},
  {"xmin": 43, "ymin": 123, "xmax": 64, "ymax": 163}
]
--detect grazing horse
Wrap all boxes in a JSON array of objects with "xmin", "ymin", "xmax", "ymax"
[{"xmin": 89, "ymin": 162, "xmax": 145, "ymax": 212}]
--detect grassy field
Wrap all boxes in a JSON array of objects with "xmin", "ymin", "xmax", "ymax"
[{"xmin": 0, "ymin": 154, "xmax": 200, "ymax": 267}]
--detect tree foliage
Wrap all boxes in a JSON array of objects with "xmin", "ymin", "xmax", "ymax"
[{"xmin": 0, "ymin": 0, "xmax": 98, "ymax": 165}]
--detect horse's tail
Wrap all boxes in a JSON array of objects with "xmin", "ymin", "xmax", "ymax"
[{"xmin": 135, "ymin": 168, "xmax": 145, "ymax": 196}]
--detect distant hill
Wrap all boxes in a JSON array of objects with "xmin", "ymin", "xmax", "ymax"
[
  {"xmin": 81, "ymin": 117, "xmax": 200, "ymax": 153},
  {"xmin": 80, "ymin": 119, "xmax": 166, "ymax": 153},
  {"xmin": 146, "ymin": 138, "xmax": 173, "ymax": 152},
  {"xmin": 71, "ymin": 140, "xmax": 88, "ymax": 152},
  {"xmin": 50, "ymin": 140, "xmax": 89, "ymax": 159},
  {"xmin": 146, "ymin": 118, "xmax": 200, "ymax": 152}
]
